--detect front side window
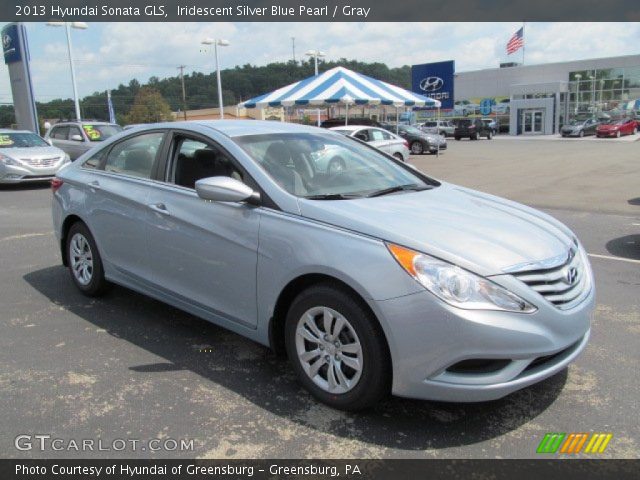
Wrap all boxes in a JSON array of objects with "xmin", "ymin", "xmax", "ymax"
[
  {"xmin": 103, "ymin": 132, "xmax": 164, "ymax": 179},
  {"xmin": 235, "ymin": 132, "xmax": 434, "ymax": 199},
  {"xmin": 170, "ymin": 137, "xmax": 243, "ymax": 189}
]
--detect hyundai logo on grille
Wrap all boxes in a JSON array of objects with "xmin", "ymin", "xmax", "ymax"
[
  {"xmin": 566, "ymin": 267, "xmax": 578, "ymax": 286},
  {"xmin": 419, "ymin": 76, "xmax": 444, "ymax": 92}
]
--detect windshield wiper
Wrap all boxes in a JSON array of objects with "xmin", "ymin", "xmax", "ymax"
[
  {"xmin": 304, "ymin": 193, "xmax": 362, "ymax": 200},
  {"xmin": 366, "ymin": 184, "xmax": 430, "ymax": 197}
]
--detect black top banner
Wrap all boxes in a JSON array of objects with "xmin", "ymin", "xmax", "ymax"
[{"xmin": 4, "ymin": 0, "xmax": 640, "ymax": 22}]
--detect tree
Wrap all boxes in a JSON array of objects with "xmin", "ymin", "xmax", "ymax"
[{"xmin": 125, "ymin": 87, "xmax": 173, "ymax": 124}]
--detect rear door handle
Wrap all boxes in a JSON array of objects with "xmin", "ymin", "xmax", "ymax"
[{"xmin": 148, "ymin": 202, "xmax": 170, "ymax": 215}]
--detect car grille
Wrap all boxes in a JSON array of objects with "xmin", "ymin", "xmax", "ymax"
[
  {"xmin": 21, "ymin": 156, "xmax": 60, "ymax": 167},
  {"xmin": 511, "ymin": 248, "xmax": 589, "ymax": 310}
]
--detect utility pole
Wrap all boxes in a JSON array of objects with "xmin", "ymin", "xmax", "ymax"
[
  {"xmin": 177, "ymin": 65, "xmax": 187, "ymax": 120},
  {"xmin": 291, "ymin": 37, "xmax": 296, "ymax": 63}
]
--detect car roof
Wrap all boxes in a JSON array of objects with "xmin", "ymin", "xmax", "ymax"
[{"xmin": 328, "ymin": 125, "xmax": 374, "ymax": 131}]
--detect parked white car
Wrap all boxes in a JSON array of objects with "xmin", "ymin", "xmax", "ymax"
[{"xmin": 329, "ymin": 126, "xmax": 410, "ymax": 161}]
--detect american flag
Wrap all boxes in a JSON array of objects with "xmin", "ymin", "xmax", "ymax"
[{"xmin": 506, "ymin": 27, "xmax": 524, "ymax": 55}]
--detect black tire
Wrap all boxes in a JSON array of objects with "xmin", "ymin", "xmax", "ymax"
[
  {"xmin": 487, "ymin": 131, "xmax": 493, "ymax": 140},
  {"xmin": 284, "ymin": 283, "xmax": 391, "ymax": 411},
  {"xmin": 454, "ymin": 136, "xmax": 460, "ymax": 141},
  {"xmin": 393, "ymin": 152, "xmax": 405, "ymax": 162},
  {"xmin": 410, "ymin": 141, "xmax": 424, "ymax": 155},
  {"xmin": 66, "ymin": 222, "xmax": 111, "ymax": 296}
]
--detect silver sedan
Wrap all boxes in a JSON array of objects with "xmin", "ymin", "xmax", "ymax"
[
  {"xmin": 0, "ymin": 129, "xmax": 70, "ymax": 184},
  {"xmin": 51, "ymin": 121, "xmax": 593, "ymax": 410}
]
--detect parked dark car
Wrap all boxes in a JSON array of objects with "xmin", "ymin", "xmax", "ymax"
[
  {"xmin": 454, "ymin": 118, "xmax": 494, "ymax": 140},
  {"xmin": 561, "ymin": 118, "xmax": 600, "ymax": 137},
  {"xmin": 380, "ymin": 123, "xmax": 446, "ymax": 154},
  {"xmin": 321, "ymin": 118, "xmax": 381, "ymax": 128},
  {"xmin": 596, "ymin": 118, "xmax": 638, "ymax": 138}
]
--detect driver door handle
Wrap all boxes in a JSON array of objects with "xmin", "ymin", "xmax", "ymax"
[
  {"xmin": 89, "ymin": 180, "xmax": 101, "ymax": 190},
  {"xmin": 148, "ymin": 202, "xmax": 170, "ymax": 215}
]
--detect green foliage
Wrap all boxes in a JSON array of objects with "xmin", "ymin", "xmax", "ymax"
[
  {"xmin": 4, "ymin": 59, "xmax": 411, "ymax": 127},
  {"xmin": 125, "ymin": 87, "xmax": 173, "ymax": 124}
]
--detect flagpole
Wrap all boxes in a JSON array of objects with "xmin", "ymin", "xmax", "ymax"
[{"xmin": 522, "ymin": 22, "xmax": 526, "ymax": 65}]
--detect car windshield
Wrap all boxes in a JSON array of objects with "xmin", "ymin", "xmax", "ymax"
[
  {"xmin": 568, "ymin": 120, "xmax": 585, "ymax": 126},
  {"xmin": 401, "ymin": 126, "xmax": 423, "ymax": 135},
  {"xmin": 0, "ymin": 132, "xmax": 49, "ymax": 148},
  {"xmin": 330, "ymin": 129, "xmax": 352, "ymax": 136},
  {"xmin": 234, "ymin": 132, "xmax": 433, "ymax": 199},
  {"xmin": 82, "ymin": 124, "xmax": 123, "ymax": 142}
]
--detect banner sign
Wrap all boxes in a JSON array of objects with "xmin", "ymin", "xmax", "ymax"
[{"xmin": 411, "ymin": 60, "xmax": 455, "ymax": 110}]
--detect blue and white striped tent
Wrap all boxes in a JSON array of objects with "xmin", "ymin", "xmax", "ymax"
[{"xmin": 240, "ymin": 66, "xmax": 440, "ymax": 109}]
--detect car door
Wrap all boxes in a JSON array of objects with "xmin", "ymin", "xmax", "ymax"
[
  {"xmin": 367, "ymin": 128, "xmax": 391, "ymax": 153},
  {"xmin": 67, "ymin": 125, "xmax": 89, "ymax": 160},
  {"xmin": 82, "ymin": 130, "xmax": 167, "ymax": 284},
  {"xmin": 48, "ymin": 125, "xmax": 70, "ymax": 155},
  {"xmin": 144, "ymin": 131, "xmax": 260, "ymax": 328}
]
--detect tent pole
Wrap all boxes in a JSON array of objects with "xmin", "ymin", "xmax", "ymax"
[
  {"xmin": 437, "ymin": 106, "xmax": 440, "ymax": 157},
  {"xmin": 395, "ymin": 107, "xmax": 399, "ymax": 134}
]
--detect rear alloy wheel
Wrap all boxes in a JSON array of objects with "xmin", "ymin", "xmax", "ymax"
[
  {"xmin": 410, "ymin": 141, "xmax": 424, "ymax": 155},
  {"xmin": 67, "ymin": 222, "xmax": 110, "ymax": 296},
  {"xmin": 285, "ymin": 284, "xmax": 390, "ymax": 411}
]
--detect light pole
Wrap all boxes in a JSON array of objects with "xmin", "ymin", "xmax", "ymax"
[
  {"xmin": 589, "ymin": 75, "xmax": 595, "ymax": 117},
  {"xmin": 201, "ymin": 38, "xmax": 230, "ymax": 119},
  {"xmin": 574, "ymin": 73, "xmax": 582, "ymax": 116},
  {"xmin": 305, "ymin": 49, "xmax": 325, "ymax": 126},
  {"xmin": 47, "ymin": 21, "xmax": 88, "ymax": 121}
]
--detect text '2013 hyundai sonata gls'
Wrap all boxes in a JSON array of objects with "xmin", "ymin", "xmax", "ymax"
[{"xmin": 51, "ymin": 121, "xmax": 594, "ymax": 411}]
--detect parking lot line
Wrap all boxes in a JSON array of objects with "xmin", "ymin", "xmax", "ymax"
[
  {"xmin": 0, "ymin": 232, "xmax": 50, "ymax": 242},
  {"xmin": 587, "ymin": 253, "xmax": 640, "ymax": 265}
]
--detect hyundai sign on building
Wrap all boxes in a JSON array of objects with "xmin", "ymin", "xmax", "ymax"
[{"xmin": 411, "ymin": 60, "xmax": 455, "ymax": 110}]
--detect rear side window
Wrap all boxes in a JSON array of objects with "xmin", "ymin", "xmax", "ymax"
[{"xmin": 103, "ymin": 132, "xmax": 164, "ymax": 179}]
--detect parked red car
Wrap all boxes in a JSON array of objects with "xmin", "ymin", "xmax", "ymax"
[{"xmin": 596, "ymin": 119, "xmax": 638, "ymax": 138}]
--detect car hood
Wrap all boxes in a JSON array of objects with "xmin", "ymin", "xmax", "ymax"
[
  {"xmin": 297, "ymin": 183, "xmax": 575, "ymax": 276},
  {"xmin": 0, "ymin": 146, "xmax": 65, "ymax": 160}
]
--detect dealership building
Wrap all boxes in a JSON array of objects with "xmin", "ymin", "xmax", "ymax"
[{"xmin": 414, "ymin": 54, "xmax": 640, "ymax": 135}]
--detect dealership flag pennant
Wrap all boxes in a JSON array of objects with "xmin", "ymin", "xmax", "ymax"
[
  {"xmin": 507, "ymin": 27, "xmax": 524, "ymax": 55},
  {"xmin": 107, "ymin": 90, "xmax": 116, "ymax": 124}
]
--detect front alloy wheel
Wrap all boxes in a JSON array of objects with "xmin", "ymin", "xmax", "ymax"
[
  {"xmin": 285, "ymin": 284, "xmax": 391, "ymax": 410},
  {"xmin": 295, "ymin": 306, "xmax": 363, "ymax": 394},
  {"xmin": 410, "ymin": 141, "xmax": 424, "ymax": 155}
]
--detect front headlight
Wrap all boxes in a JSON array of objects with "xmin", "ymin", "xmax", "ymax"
[
  {"xmin": 0, "ymin": 153, "xmax": 21, "ymax": 166},
  {"xmin": 387, "ymin": 243, "xmax": 536, "ymax": 313}
]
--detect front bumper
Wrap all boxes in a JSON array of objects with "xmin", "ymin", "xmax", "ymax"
[
  {"xmin": 596, "ymin": 131, "xmax": 617, "ymax": 137},
  {"xmin": 428, "ymin": 142, "xmax": 447, "ymax": 152},
  {"xmin": 0, "ymin": 162, "xmax": 64, "ymax": 184},
  {"xmin": 371, "ymin": 280, "xmax": 594, "ymax": 402},
  {"xmin": 561, "ymin": 129, "xmax": 581, "ymax": 137}
]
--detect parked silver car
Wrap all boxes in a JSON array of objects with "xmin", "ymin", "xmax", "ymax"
[
  {"xmin": 45, "ymin": 121, "xmax": 123, "ymax": 160},
  {"xmin": 51, "ymin": 121, "xmax": 594, "ymax": 410},
  {"xmin": 329, "ymin": 125, "xmax": 410, "ymax": 161},
  {"xmin": 0, "ymin": 129, "xmax": 70, "ymax": 184},
  {"xmin": 422, "ymin": 120, "xmax": 455, "ymax": 137}
]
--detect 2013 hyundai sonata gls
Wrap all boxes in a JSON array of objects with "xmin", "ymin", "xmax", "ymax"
[{"xmin": 51, "ymin": 121, "xmax": 594, "ymax": 411}]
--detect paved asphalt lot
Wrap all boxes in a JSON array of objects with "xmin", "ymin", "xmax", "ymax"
[{"xmin": 1, "ymin": 137, "xmax": 638, "ymax": 459}]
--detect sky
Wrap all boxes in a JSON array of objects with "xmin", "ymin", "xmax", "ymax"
[{"xmin": 1, "ymin": 22, "xmax": 640, "ymax": 105}]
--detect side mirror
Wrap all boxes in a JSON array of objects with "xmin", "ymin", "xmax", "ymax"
[
  {"xmin": 195, "ymin": 176, "xmax": 260, "ymax": 204},
  {"xmin": 45, "ymin": 138, "xmax": 53, "ymax": 146},
  {"xmin": 70, "ymin": 134, "xmax": 83, "ymax": 142}
]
